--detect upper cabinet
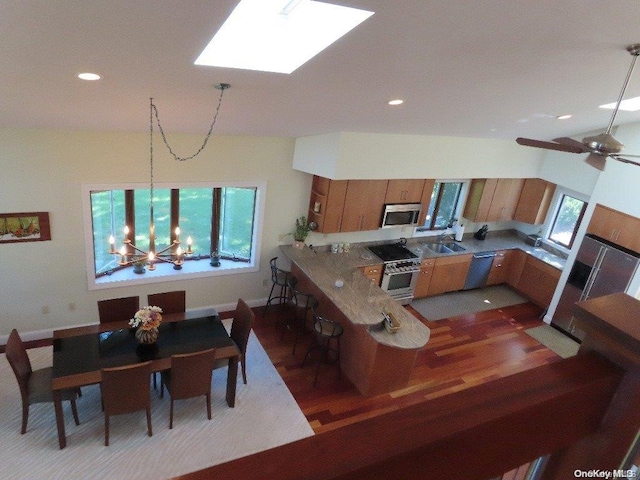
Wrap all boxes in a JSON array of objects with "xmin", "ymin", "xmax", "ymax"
[
  {"xmin": 308, "ymin": 176, "xmax": 348, "ymax": 234},
  {"xmin": 341, "ymin": 180, "xmax": 389, "ymax": 232},
  {"xmin": 587, "ymin": 204, "xmax": 640, "ymax": 253},
  {"xmin": 463, "ymin": 178, "xmax": 523, "ymax": 223},
  {"xmin": 513, "ymin": 179, "xmax": 556, "ymax": 225},
  {"xmin": 385, "ymin": 179, "xmax": 426, "ymax": 204}
]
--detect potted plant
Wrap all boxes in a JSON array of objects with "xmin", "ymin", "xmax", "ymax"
[
  {"xmin": 133, "ymin": 259, "xmax": 146, "ymax": 274},
  {"xmin": 291, "ymin": 216, "xmax": 312, "ymax": 249}
]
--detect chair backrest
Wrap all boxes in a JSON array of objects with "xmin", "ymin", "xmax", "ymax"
[
  {"xmin": 101, "ymin": 361, "xmax": 152, "ymax": 416},
  {"xmin": 169, "ymin": 348, "xmax": 216, "ymax": 400},
  {"xmin": 98, "ymin": 296, "xmax": 140, "ymax": 324},
  {"xmin": 147, "ymin": 290, "xmax": 186, "ymax": 315},
  {"xmin": 231, "ymin": 298, "xmax": 255, "ymax": 355},
  {"xmin": 5, "ymin": 329, "xmax": 32, "ymax": 400},
  {"xmin": 314, "ymin": 315, "xmax": 343, "ymax": 338}
]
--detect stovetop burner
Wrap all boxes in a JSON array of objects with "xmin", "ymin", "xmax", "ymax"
[{"xmin": 367, "ymin": 243, "xmax": 418, "ymax": 262}]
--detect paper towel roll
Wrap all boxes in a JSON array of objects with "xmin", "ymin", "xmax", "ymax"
[{"xmin": 454, "ymin": 224, "xmax": 464, "ymax": 241}]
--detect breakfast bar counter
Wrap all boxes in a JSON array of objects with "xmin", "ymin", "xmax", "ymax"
[{"xmin": 281, "ymin": 245, "xmax": 430, "ymax": 396}]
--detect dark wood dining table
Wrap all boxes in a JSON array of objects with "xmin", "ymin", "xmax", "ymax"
[{"xmin": 51, "ymin": 307, "xmax": 240, "ymax": 449}]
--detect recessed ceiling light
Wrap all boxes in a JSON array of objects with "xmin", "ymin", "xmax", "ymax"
[
  {"xmin": 195, "ymin": 0, "xmax": 374, "ymax": 74},
  {"xmin": 77, "ymin": 72, "xmax": 101, "ymax": 81},
  {"xmin": 556, "ymin": 114, "xmax": 572, "ymax": 120},
  {"xmin": 388, "ymin": 99, "xmax": 403, "ymax": 106},
  {"xmin": 600, "ymin": 96, "xmax": 640, "ymax": 112}
]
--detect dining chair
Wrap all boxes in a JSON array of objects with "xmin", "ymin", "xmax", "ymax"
[
  {"xmin": 160, "ymin": 348, "xmax": 216, "ymax": 429},
  {"xmin": 215, "ymin": 298, "xmax": 255, "ymax": 384},
  {"xmin": 147, "ymin": 290, "xmax": 186, "ymax": 388},
  {"xmin": 97, "ymin": 295, "xmax": 140, "ymax": 324},
  {"xmin": 147, "ymin": 290, "xmax": 186, "ymax": 314},
  {"xmin": 101, "ymin": 361, "xmax": 153, "ymax": 446},
  {"xmin": 5, "ymin": 329, "xmax": 80, "ymax": 434}
]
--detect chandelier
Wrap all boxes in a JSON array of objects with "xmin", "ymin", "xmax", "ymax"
[{"xmin": 109, "ymin": 83, "xmax": 230, "ymax": 271}]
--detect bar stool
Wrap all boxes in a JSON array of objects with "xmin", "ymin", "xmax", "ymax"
[
  {"xmin": 282, "ymin": 277, "xmax": 319, "ymax": 355},
  {"xmin": 264, "ymin": 257, "xmax": 293, "ymax": 318},
  {"xmin": 302, "ymin": 314, "xmax": 344, "ymax": 386}
]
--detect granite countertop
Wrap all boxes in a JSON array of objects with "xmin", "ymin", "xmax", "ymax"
[
  {"xmin": 408, "ymin": 232, "xmax": 567, "ymax": 270},
  {"xmin": 281, "ymin": 245, "xmax": 430, "ymax": 350}
]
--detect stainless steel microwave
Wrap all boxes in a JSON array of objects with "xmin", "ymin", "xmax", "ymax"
[{"xmin": 381, "ymin": 203, "xmax": 422, "ymax": 228}]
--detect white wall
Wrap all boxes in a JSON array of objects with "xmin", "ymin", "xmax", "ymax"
[
  {"xmin": 294, "ymin": 132, "xmax": 545, "ymax": 179},
  {"xmin": 0, "ymin": 128, "xmax": 309, "ymax": 337}
]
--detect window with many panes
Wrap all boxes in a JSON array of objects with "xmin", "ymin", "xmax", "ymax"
[
  {"xmin": 547, "ymin": 191, "xmax": 587, "ymax": 250},
  {"xmin": 85, "ymin": 182, "xmax": 263, "ymax": 288},
  {"xmin": 423, "ymin": 181, "xmax": 466, "ymax": 230}
]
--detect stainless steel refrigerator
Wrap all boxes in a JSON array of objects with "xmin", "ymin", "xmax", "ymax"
[{"xmin": 552, "ymin": 233, "xmax": 640, "ymax": 341}]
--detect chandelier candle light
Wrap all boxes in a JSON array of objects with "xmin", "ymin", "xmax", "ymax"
[{"xmin": 108, "ymin": 83, "xmax": 230, "ymax": 271}]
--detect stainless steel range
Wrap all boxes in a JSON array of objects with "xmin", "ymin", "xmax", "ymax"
[{"xmin": 367, "ymin": 242, "xmax": 420, "ymax": 304}]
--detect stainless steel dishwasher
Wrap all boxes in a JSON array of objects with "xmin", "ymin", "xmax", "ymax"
[{"xmin": 463, "ymin": 252, "xmax": 496, "ymax": 290}]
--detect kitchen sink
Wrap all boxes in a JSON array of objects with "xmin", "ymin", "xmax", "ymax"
[
  {"xmin": 423, "ymin": 242, "xmax": 466, "ymax": 254},
  {"xmin": 442, "ymin": 242, "xmax": 466, "ymax": 252}
]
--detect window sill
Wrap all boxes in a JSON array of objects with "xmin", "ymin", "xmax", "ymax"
[{"xmin": 90, "ymin": 257, "xmax": 258, "ymax": 291}]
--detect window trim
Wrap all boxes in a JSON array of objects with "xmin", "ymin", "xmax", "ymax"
[
  {"xmin": 414, "ymin": 179, "xmax": 469, "ymax": 236},
  {"xmin": 543, "ymin": 186, "xmax": 588, "ymax": 253},
  {"xmin": 82, "ymin": 180, "xmax": 266, "ymax": 291}
]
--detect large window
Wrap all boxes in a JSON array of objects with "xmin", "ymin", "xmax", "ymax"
[
  {"xmin": 547, "ymin": 192, "xmax": 587, "ymax": 249},
  {"xmin": 84, "ymin": 181, "xmax": 264, "ymax": 289},
  {"xmin": 423, "ymin": 181, "xmax": 465, "ymax": 230}
]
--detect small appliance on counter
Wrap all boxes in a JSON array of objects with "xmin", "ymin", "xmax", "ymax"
[
  {"xmin": 474, "ymin": 225, "xmax": 488, "ymax": 240},
  {"xmin": 526, "ymin": 234, "xmax": 542, "ymax": 247}
]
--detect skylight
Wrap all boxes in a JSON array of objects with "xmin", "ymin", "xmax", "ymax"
[
  {"xmin": 599, "ymin": 96, "xmax": 640, "ymax": 112},
  {"xmin": 194, "ymin": 0, "xmax": 374, "ymax": 74}
]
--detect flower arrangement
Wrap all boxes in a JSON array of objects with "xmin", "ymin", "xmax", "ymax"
[{"xmin": 129, "ymin": 306, "xmax": 163, "ymax": 330}]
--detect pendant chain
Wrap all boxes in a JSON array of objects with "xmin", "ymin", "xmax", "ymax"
[{"xmin": 151, "ymin": 85, "xmax": 227, "ymax": 163}]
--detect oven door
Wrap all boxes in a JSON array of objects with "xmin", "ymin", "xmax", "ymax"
[{"xmin": 381, "ymin": 269, "xmax": 419, "ymax": 303}]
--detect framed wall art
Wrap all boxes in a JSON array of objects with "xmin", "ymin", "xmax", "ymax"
[{"xmin": 0, "ymin": 212, "xmax": 51, "ymax": 243}]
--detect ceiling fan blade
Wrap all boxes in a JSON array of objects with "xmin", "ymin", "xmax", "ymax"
[
  {"xmin": 585, "ymin": 153, "xmax": 607, "ymax": 171},
  {"xmin": 552, "ymin": 137, "xmax": 589, "ymax": 152},
  {"xmin": 610, "ymin": 154, "xmax": 640, "ymax": 167},
  {"xmin": 516, "ymin": 137, "xmax": 586, "ymax": 154}
]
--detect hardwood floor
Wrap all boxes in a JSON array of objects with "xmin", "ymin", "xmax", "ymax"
[{"xmin": 255, "ymin": 299, "xmax": 561, "ymax": 435}]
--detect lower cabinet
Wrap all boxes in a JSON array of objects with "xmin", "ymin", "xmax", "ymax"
[
  {"xmin": 414, "ymin": 258, "xmax": 435, "ymax": 299},
  {"xmin": 427, "ymin": 254, "xmax": 473, "ymax": 296},
  {"xmin": 360, "ymin": 264, "xmax": 383, "ymax": 286},
  {"xmin": 516, "ymin": 255, "xmax": 561, "ymax": 309},
  {"xmin": 486, "ymin": 250, "xmax": 510, "ymax": 286}
]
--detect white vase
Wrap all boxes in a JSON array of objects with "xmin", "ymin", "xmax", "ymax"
[{"xmin": 293, "ymin": 240, "xmax": 305, "ymax": 249}]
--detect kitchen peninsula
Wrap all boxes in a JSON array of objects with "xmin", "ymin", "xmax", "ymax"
[{"xmin": 282, "ymin": 245, "xmax": 430, "ymax": 396}]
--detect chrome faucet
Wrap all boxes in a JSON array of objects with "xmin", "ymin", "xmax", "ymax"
[{"xmin": 438, "ymin": 232, "xmax": 455, "ymax": 242}]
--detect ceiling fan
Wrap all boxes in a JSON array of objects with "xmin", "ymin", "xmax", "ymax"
[{"xmin": 516, "ymin": 44, "xmax": 640, "ymax": 170}]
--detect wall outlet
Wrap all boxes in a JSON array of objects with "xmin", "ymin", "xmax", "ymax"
[
  {"xmin": 278, "ymin": 233, "xmax": 286, "ymax": 242},
  {"xmin": 68, "ymin": 302, "xmax": 76, "ymax": 311},
  {"xmin": 41, "ymin": 306, "xmax": 49, "ymax": 315},
  {"xmin": 263, "ymin": 278, "xmax": 268, "ymax": 287}
]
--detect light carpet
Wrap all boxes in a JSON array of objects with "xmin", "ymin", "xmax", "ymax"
[
  {"xmin": 525, "ymin": 325, "xmax": 580, "ymax": 359},
  {"xmin": 411, "ymin": 285, "xmax": 528, "ymax": 321},
  {"xmin": 0, "ymin": 322, "xmax": 314, "ymax": 480}
]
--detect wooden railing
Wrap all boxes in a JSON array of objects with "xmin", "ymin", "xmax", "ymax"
[{"xmin": 174, "ymin": 293, "xmax": 640, "ymax": 480}]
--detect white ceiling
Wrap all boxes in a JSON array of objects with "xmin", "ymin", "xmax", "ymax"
[{"xmin": 3, "ymin": 0, "xmax": 640, "ymax": 143}]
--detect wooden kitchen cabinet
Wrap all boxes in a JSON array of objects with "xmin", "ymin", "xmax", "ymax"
[
  {"xmin": 340, "ymin": 180, "xmax": 389, "ymax": 232},
  {"xmin": 385, "ymin": 179, "xmax": 426, "ymax": 204},
  {"xmin": 307, "ymin": 176, "xmax": 348, "ymax": 234},
  {"xmin": 516, "ymin": 255, "xmax": 561, "ymax": 309},
  {"xmin": 587, "ymin": 204, "xmax": 640, "ymax": 253},
  {"xmin": 506, "ymin": 248, "xmax": 527, "ymax": 289},
  {"xmin": 414, "ymin": 258, "xmax": 435, "ymax": 298},
  {"xmin": 360, "ymin": 264, "xmax": 383, "ymax": 286},
  {"xmin": 418, "ymin": 179, "xmax": 436, "ymax": 225},
  {"xmin": 513, "ymin": 178, "xmax": 556, "ymax": 225},
  {"xmin": 486, "ymin": 250, "xmax": 510, "ymax": 286},
  {"xmin": 427, "ymin": 254, "xmax": 473, "ymax": 296},
  {"xmin": 464, "ymin": 178, "xmax": 524, "ymax": 223}
]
